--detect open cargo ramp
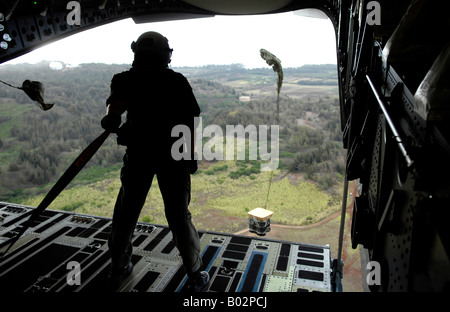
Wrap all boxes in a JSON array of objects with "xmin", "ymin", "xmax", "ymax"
[{"xmin": 0, "ymin": 202, "xmax": 333, "ymax": 293}]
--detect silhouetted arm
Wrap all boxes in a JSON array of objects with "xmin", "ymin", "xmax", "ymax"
[{"xmin": 101, "ymin": 93, "xmax": 126, "ymax": 132}]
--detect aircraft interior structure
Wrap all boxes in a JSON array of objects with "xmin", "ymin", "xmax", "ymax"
[{"xmin": 0, "ymin": 0, "xmax": 449, "ymax": 293}]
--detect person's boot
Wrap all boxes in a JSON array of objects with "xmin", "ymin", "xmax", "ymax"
[
  {"xmin": 187, "ymin": 270, "xmax": 210, "ymax": 292},
  {"xmin": 106, "ymin": 261, "xmax": 133, "ymax": 291}
]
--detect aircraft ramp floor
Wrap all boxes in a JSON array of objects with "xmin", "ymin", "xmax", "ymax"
[{"xmin": 0, "ymin": 202, "xmax": 333, "ymax": 293}]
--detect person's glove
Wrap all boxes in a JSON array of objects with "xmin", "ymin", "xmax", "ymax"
[{"xmin": 101, "ymin": 114, "xmax": 121, "ymax": 133}]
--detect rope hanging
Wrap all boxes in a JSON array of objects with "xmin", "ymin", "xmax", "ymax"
[{"xmin": 260, "ymin": 49, "xmax": 283, "ymax": 210}]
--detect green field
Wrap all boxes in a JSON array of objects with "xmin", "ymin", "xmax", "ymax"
[{"xmin": 18, "ymin": 160, "xmax": 342, "ymax": 234}]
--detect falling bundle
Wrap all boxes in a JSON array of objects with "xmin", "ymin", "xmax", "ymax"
[{"xmin": 260, "ymin": 48, "xmax": 283, "ymax": 122}]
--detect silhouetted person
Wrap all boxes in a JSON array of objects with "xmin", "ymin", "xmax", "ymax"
[{"xmin": 101, "ymin": 31, "xmax": 209, "ymax": 292}]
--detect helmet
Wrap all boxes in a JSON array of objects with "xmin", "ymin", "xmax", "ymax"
[{"xmin": 131, "ymin": 31, "xmax": 173, "ymax": 65}]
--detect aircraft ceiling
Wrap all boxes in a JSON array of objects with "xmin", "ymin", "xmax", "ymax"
[
  {"xmin": 181, "ymin": 0, "xmax": 295, "ymax": 14},
  {"xmin": 0, "ymin": 0, "xmax": 340, "ymax": 64}
]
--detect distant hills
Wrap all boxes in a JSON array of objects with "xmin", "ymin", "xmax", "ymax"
[{"xmin": 0, "ymin": 62, "xmax": 343, "ymax": 202}]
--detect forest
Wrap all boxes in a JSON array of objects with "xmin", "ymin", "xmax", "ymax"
[{"xmin": 0, "ymin": 62, "xmax": 344, "ymax": 203}]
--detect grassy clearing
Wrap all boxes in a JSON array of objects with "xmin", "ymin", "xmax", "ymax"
[
  {"xmin": 194, "ymin": 164, "xmax": 340, "ymax": 226},
  {"xmin": 17, "ymin": 160, "xmax": 342, "ymax": 232},
  {"xmin": 21, "ymin": 175, "xmax": 122, "ymax": 218}
]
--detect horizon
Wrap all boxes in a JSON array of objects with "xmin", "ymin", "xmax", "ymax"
[
  {"xmin": 1, "ymin": 60, "xmax": 338, "ymax": 70},
  {"xmin": 2, "ymin": 11, "xmax": 337, "ymax": 69}
]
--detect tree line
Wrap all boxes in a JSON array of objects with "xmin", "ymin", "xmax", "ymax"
[{"xmin": 0, "ymin": 62, "xmax": 344, "ymax": 200}]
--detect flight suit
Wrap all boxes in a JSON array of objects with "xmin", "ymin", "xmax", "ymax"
[{"xmin": 106, "ymin": 66, "xmax": 202, "ymax": 277}]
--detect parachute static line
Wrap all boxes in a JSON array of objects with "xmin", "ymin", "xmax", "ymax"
[
  {"xmin": 0, "ymin": 130, "xmax": 110, "ymax": 258},
  {"xmin": 259, "ymin": 49, "xmax": 283, "ymax": 211}
]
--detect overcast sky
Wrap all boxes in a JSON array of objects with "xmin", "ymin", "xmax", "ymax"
[{"xmin": 4, "ymin": 10, "xmax": 337, "ymax": 69}]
